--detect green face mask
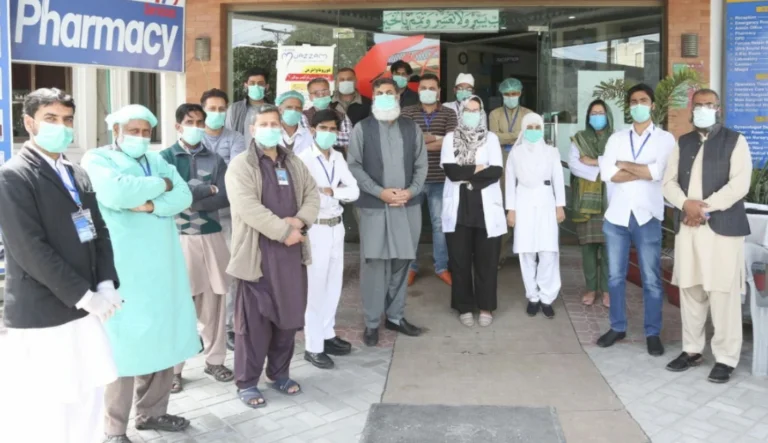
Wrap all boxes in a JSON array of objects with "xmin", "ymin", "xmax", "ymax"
[
  {"xmin": 205, "ymin": 112, "xmax": 226, "ymax": 130},
  {"xmin": 456, "ymin": 90, "xmax": 472, "ymax": 101},
  {"xmin": 281, "ymin": 109, "xmax": 302, "ymax": 127},
  {"xmin": 34, "ymin": 122, "xmax": 74, "ymax": 153},
  {"xmin": 462, "ymin": 112, "xmax": 481, "ymax": 128},
  {"xmin": 247, "ymin": 84, "xmax": 265, "ymax": 101},
  {"xmin": 313, "ymin": 96, "xmax": 332, "ymax": 110},
  {"xmin": 523, "ymin": 129, "xmax": 544, "ymax": 144},
  {"xmin": 392, "ymin": 75, "xmax": 408, "ymax": 89},
  {"xmin": 630, "ymin": 104, "xmax": 652, "ymax": 123}
]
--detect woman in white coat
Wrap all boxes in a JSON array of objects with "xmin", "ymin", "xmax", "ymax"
[
  {"xmin": 505, "ymin": 112, "xmax": 566, "ymax": 319},
  {"xmin": 441, "ymin": 96, "xmax": 507, "ymax": 327}
]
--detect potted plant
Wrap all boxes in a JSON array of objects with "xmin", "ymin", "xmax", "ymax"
[{"xmin": 593, "ymin": 68, "xmax": 704, "ymax": 308}]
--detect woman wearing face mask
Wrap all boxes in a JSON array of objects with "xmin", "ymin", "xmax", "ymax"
[
  {"xmin": 505, "ymin": 113, "xmax": 566, "ymax": 319},
  {"xmin": 440, "ymin": 96, "xmax": 506, "ymax": 327},
  {"xmin": 567, "ymin": 100, "xmax": 613, "ymax": 308}
]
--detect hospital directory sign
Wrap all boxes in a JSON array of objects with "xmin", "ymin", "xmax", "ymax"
[
  {"xmin": 10, "ymin": 0, "xmax": 186, "ymax": 72},
  {"xmin": 724, "ymin": 0, "xmax": 768, "ymax": 165},
  {"xmin": 1, "ymin": 0, "xmax": 13, "ymax": 164}
]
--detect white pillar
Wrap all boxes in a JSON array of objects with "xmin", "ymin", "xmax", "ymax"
[
  {"xmin": 710, "ymin": 0, "xmax": 723, "ymax": 94},
  {"xmin": 109, "ymin": 69, "xmax": 131, "ymax": 113},
  {"xmin": 71, "ymin": 66, "xmax": 98, "ymax": 160}
]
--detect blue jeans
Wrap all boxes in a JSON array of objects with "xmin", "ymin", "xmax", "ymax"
[
  {"xmin": 603, "ymin": 215, "xmax": 664, "ymax": 337},
  {"xmin": 410, "ymin": 182, "xmax": 449, "ymax": 274}
]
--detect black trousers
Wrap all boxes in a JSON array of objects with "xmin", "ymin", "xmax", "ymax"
[{"xmin": 446, "ymin": 224, "xmax": 501, "ymax": 314}]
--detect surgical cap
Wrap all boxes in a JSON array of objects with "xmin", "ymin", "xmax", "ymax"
[
  {"xmin": 499, "ymin": 78, "xmax": 523, "ymax": 93},
  {"xmin": 105, "ymin": 104, "xmax": 158, "ymax": 128},
  {"xmin": 276, "ymin": 90, "xmax": 305, "ymax": 106}
]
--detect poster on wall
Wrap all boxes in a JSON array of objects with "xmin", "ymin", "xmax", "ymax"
[
  {"xmin": 0, "ymin": 0, "xmax": 13, "ymax": 164},
  {"xmin": 276, "ymin": 45, "xmax": 335, "ymax": 107},
  {"xmin": 724, "ymin": 0, "xmax": 768, "ymax": 165},
  {"xmin": 10, "ymin": 0, "xmax": 186, "ymax": 72}
]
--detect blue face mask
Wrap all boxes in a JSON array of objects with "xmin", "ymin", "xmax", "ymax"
[
  {"xmin": 503, "ymin": 96, "xmax": 520, "ymax": 109},
  {"xmin": 254, "ymin": 127, "xmax": 281, "ymax": 148},
  {"xmin": 456, "ymin": 89, "xmax": 472, "ymax": 101},
  {"xmin": 392, "ymin": 75, "xmax": 408, "ymax": 89},
  {"xmin": 34, "ymin": 122, "xmax": 74, "ymax": 153},
  {"xmin": 247, "ymin": 84, "xmax": 265, "ymax": 101},
  {"xmin": 205, "ymin": 112, "xmax": 226, "ymax": 130},
  {"xmin": 315, "ymin": 131, "xmax": 338, "ymax": 150},
  {"xmin": 181, "ymin": 126, "xmax": 205, "ymax": 146},
  {"xmin": 374, "ymin": 94, "xmax": 397, "ymax": 111},
  {"xmin": 313, "ymin": 96, "xmax": 332, "ymax": 110},
  {"xmin": 630, "ymin": 104, "xmax": 652, "ymax": 123},
  {"xmin": 523, "ymin": 129, "xmax": 544, "ymax": 144},
  {"xmin": 281, "ymin": 109, "xmax": 302, "ymax": 127},
  {"xmin": 589, "ymin": 114, "xmax": 608, "ymax": 131},
  {"xmin": 120, "ymin": 134, "xmax": 151, "ymax": 158},
  {"xmin": 462, "ymin": 112, "xmax": 481, "ymax": 128}
]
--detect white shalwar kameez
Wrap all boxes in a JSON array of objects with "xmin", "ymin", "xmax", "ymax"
[
  {"xmin": 505, "ymin": 113, "xmax": 566, "ymax": 305},
  {"xmin": 299, "ymin": 144, "xmax": 360, "ymax": 353}
]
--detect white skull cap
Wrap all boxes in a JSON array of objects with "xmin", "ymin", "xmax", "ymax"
[{"xmin": 455, "ymin": 73, "xmax": 475, "ymax": 87}]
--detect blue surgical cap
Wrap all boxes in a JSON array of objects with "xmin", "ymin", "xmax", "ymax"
[
  {"xmin": 276, "ymin": 90, "xmax": 305, "ymax": 106},
  {"xmin": 105, "ymin": 104, "xmax": 158, "ymax": 128},
  {"xmin": 499, "ymin": 78, "xmax": 523, "ymax": 93}
]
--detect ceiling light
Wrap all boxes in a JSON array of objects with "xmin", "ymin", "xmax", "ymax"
[{"xmin": 568, "ymin": 16, "xmax": 576, "ymax": 19}]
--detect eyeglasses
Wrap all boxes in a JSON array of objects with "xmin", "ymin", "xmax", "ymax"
[
  {"xmin": 693, "ymin": 103, "xmax": 719, "ymax": 110},
  {"xmin": 310, "ymin": 89, "xmax": 331, "ymax": 97}
]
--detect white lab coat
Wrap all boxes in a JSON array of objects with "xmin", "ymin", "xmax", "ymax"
[
  {"xmin": 440, "ymin": 131, "xmax": 507, "ymax": 238},
  {"xmin": 504, "ymin": 144, "xmax": 566, "ymax": 253}
]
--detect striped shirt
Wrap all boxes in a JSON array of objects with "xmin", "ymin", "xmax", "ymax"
[{"xmin": 401, "ymin": 103, "xmax": 458, "ymax": 183}]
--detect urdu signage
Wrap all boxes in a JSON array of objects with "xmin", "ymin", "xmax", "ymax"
[{"xmin": 10, "ymin": 0, "xmax": 185, "ymax": 72}]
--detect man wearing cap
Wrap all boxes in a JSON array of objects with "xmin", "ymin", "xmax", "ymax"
[
  {"xmin": 82, "ymin": 105, "xmax": 200, "ymax": 442},
  {"xmin": 301, "ymin": 78, "xmax": 353, "ymax": 155},
  {"xmin": 332, "ymin": 67, "xmax": 372, "ymax": 126},
  {"xmin": 444, "ymin": 73, "xmax": 488, "ymax": 127},
  {"xmin": 489, "ymin": 77, "xmax": 533, "ymax": 266},
  {"xmin": 276, "ymin": 90, "xmax": 314, "ymax": 155}
]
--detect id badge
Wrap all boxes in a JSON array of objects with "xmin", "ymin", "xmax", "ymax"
[
  {"xmin": 276, "ymin": 168, "xmax": 289, "ymax": 186},
  {"xmin": 72, "ymin": 209, "xmax": 97, "ymax": 243}
]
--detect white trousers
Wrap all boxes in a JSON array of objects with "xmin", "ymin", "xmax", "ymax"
[
  {"xmin": 681, "ymin": 285, "xmax": 743, "ymax": 368},
  {"xmin": 519, "ymin": 252, "xmax": 561, "ymax": 305},
  {"xmin": 304, "ymin": 222, "xmax": 345, "ymax": 353}
]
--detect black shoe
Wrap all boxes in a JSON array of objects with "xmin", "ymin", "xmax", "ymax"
[
  {"xmin": 708, "ymin": 363, "xmax": 735, "ymax": 383},
  {"xmin": 526, "ymin": 301, "xmax": 541, "ymax": 317},
  {"xmin": 647, "ymin": 336, "xmax": 664, "ymax": 356},
  {"xmin": 135, "ymin": 414, "xmax": 190, "ymax": 432},
  {"xmin": 541, "ymin": 304, "xmax": 555, "ymax": 319},
  {"xmin": 364, "ymin": 328, "xmax": 379, "ymax": 347},
  {"xmin": 666, "ymin": 352, "xmax": 703, "ymax": 372},
  {"xmin": 226, "ymin": 331, "xmax": 235, "ymax": 351},
  {"xmin": 596, "ymin": 329, "xmax": 626, "ymax": 348},
  {"xmin": 304, "ymin": 351, "xmax": 335, "ymax": 369},
  {"xmin": 385, "ymin": 318, "xmax": 423, "ymax": 337},
  {"xmin": 324, "ymin": 337, "xmax": 352, "ymax": 356}
]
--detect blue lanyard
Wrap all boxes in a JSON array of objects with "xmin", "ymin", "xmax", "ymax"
[
  {"xmin": 137, "ymin": 157, "xmax": 152, "ymax": 177},
  {"xmin": 316, "ymin": 156, "xmax": 335, "ymax": 186},
  {"xmin": 54, "ymin": 166, "xmax": 82, "ymax": 207},
  {"xmin": 422, "ymin": 111, "xmax": 437, "ymax": 133},
  {"xmin": 504, "ymin": 106, "xmax": 520, "ymax": 133},
  {"xmin": 629, "ymin": 130, "xmax": 653, "ymax": 161}
]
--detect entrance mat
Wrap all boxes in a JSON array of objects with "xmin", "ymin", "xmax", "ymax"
[{"xmin": 360, "ymin": 403, "xmax": 567, "ymax": 443}]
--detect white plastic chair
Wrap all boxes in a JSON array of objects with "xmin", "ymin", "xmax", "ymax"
[{"xmin": 744, "ymin": 242, "xmax": 768, "ymax": 375}]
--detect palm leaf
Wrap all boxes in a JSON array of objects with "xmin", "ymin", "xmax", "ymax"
[{"xmin": 652, "ymin": 68, "xmax": 702, "ymax": 126}]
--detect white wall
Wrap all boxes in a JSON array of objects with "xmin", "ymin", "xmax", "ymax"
[{"xmin": 710, "ymin": 0, "xmax": 723, "ymax": 93}]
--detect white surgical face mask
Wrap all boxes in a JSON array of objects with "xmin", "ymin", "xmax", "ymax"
[{"xmin": 693, "ymin": 107, "xmax": 717, "ymax": 129}]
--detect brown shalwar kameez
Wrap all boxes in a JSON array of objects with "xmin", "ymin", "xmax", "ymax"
[{"xmin": 234, "ymin": 150, "xmax": 308, "ymax": 390}]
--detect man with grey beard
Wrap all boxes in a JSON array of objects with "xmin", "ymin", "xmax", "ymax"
[{"xmin": 347, "ymin": 77, "xmax": 427, "ymax": 347}]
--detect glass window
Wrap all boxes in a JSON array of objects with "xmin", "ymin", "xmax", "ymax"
[
  {"xmin": 129, "ymin": 72, "xmax": 161, "ymax": 142},
  {"xmin": 11, "ymin": 63, "xmax": 72, "ymax": 142}
]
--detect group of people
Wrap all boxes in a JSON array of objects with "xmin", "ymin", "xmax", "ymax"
[{"xmin": 0, "ymin": 58, "xmax": 752, "ymax": 443}]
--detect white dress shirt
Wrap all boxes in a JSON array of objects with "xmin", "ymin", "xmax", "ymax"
[
  {"xmin": 32, "ymin": 145, "xmax": 77, "ymax": 201},
  {"xmin": 599, "ymin": 123, "xmax": 675, "ymax": 227},
  {"xmin": 298, "ymin": 144, "xmax": 360, "ymax": 219}
]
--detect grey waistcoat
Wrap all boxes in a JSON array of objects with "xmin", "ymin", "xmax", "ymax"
[
  {"xmin": 674, "ymin": 125, "xmax": 750, "ymax": 236},
  {"xmin": 355, "ymin": 116, "xmax": 422, "ymax": 208}
]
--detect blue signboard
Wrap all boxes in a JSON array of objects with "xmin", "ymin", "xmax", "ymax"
[
  {"xmin": 0, "ymin": 0, "xmax": 12, "ymax": 165},
  {"xmin": 10, "ymin": 0, "xmax": 185, "ymax": 72},
  {"xmin": 724, "ymin": 0, "xmax": 768, "ymax": 165}
]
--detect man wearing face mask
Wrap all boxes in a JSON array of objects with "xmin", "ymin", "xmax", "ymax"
[
  {"xmin": 390, "ymin": 60, "xmax": 420, "ymax": 108},
  {"xmin": 444, "ymin": 73, "xmax": 488, "ymax": 127},
  {"xmin": 332, "ymin": 67, "xmax": 372, "ymax": 126},
  {"xmin": 596, "ymin": 83, "xmax": 676, "ymax": 357},
  {"xmin": 488, "ymin": 77, "xmax": 533, "ymax": 267},
  {"xmin": 662, "ymin": 89, "xmax": 751, "ymax": 383},
  {"xmin": 82, "ymin": 105, "xmax": 200, "ymax": 442},
  {"xmin": 298, "ymin": 110, "xmax": 360, "ymax": 369},
  {"xmin": 401, "ymin": 73, "xmax": 457, "ymax": 286},
  {"xmin": 302, "ymin": 78, "xmax": 353, "ymax": 154},
  {"xmin": 0, "ymin": 88, "xmax": 121, "ymax": 443},
  {"xmin": 160, "ymin": 104, "xmax": 233, "ymax": 394},
  {"xmin": 226, "ymin": 67, "xmax": 271, "ymax": 148},
  {"xmin": 348, "ymin": 77, "xmax": 428, "ymax": 346},
  {"xmin": 276, "ymin": 90, "xmax": 313, "ymax": 155}
]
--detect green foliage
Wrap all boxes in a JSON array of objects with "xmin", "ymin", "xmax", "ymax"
[
  {"xmin": 232, "ymin": 42, "xmax": 278, "ymax": 103},
  {"xmin": 748, "ymin": 164, "xmax": 768, "ymax": 205},
  {"xmin": 592, "ymin": 68, "xmax": 703, "ymax": 129}
]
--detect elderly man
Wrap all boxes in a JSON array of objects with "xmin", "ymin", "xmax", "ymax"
[
  {"xmin": 444, "ymin": 73, "xmax": 488, "ymax": 127},
  {"xmin": 301, "ymin": 78, "xmax": 353, "ymax": 154},
  {"xmin": 276, "ymin": 90, "xmax": 313, "ymax": 154},
  {"xmin": 489, "ymin": 77, "xmax": 533, "ymax": 266},
  {"xmin": 348, "ymin": 77, "xmax": 428, "ymax": 347},
  {"xmin": 225, "ymin": 105, "xmax": 320, "ymax": 409},
  {"xmin": 662, "ymin": 88, "xmax": 752, "ymax": 383},
  {"xmin": 160, "ymin": 103, "xmax": 234, "ymax": 394},
  {"xmin": 332, "ymin": 67, "xmax": 371, "ymax": 126},
  {"xmin": 0, "ymin": 88, "xmax": 120, "ymax": 443},
  {"xmin": 82, "ymin": 105, "xmax": 200, "ymax": 443}
]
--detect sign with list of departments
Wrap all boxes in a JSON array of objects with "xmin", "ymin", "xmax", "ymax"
[
  {"xmin": 0, "ymin": 0, "xmax": 12, "ymax": 164},
  {"xmin": 724, "ymin": 0, "xmax": 768, "ymax": 165}
]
